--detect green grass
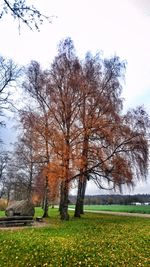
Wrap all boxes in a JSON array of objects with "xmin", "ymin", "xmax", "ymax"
[
  {"xmin": 69, "ymin": 204, "xmax": 150, "ymax": 214},
  {"xmin": 0, "ymin": 207, "xmax": 150, "ymax": 266},
  {"xmin": 0, "ymin": 210, "xmax": 5, "ymax": 217}
]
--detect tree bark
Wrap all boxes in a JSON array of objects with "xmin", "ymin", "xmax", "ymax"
[
  {"xmin": 74, "ymin": 177, "xmax": 82, "ymax": 217},
  {"xmin": 74, "ymin": 174, "xmax": 87, "ymax": 217},
  {"xmin": 80, "ymin": 177, "xmax": 87, "ymax": 214},
  {"xmin": 74, "ymin": 132, "xmax": 88, "ymax": 217},
  {"xmin": 59, "ymin": 180, "xmax": 69, "ymax": 220},
  {"xmin": 42, "ymin": 176, "xmax": 49, "ymax": 218}
]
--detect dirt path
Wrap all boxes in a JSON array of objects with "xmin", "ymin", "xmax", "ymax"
[{"xmin": 68, "ymin": 208, "xmax": 150, "ymax": 218}]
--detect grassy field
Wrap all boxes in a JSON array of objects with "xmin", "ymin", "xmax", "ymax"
[
  {"xmin": 0, "ymin": 207, "xmax": 149, "ymax": 266},
  {"xmin": 69, "ymin": 204, "xmax": 150, "ymax": 214}
]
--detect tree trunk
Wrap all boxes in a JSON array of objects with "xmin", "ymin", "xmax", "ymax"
[
  {"xmin": 42, "ymin": 176, "xmax": 49, "ymax": 218},
  {"xmin": 59, "ymin": 181, "xmax": 69, "ymax": 220},
  {"xmin": 27, "ymin": 179, "xmax": 32, "ymax": 202},
  {"xmin": 74, "ymin": 175, "xmax": 87, "ymax": 217},
  {"xmin": 80, "ymin": 177, "xmax": 87, "ymax": 214},
  {"xmin": 74, "ymin": 177, "xmax": 82, "ymax": 217},
  {"xmin": 6, "ymin": 187, "xmax": 11, "ymax": 206},
  {"xmin": 74, "ymin": 130, "xmax": 89, "ymax": 217}
]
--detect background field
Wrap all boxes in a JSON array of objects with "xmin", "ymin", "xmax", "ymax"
[
  {"xmin": 0, "ymin": 207, "xmax": 150, "ymax": 267},
  {"xmin": 69, "ymin": 204, "xmax": 150, "ymax": 214}
]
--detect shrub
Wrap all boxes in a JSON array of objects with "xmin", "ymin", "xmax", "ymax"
[{"xmin": 0, "ymin": 199, "xmax": 7, "ymax": 211}]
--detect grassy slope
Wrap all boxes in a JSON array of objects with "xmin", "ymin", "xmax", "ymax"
[
  {"xmin": 69, "ymin": 204, "xmax": 150, "ymax": 214},
  {"xmin": 0, "ymin": 207, "xmax": 149, "ymax": 267}
]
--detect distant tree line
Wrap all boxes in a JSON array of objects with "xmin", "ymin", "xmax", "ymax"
[{"xmin": 69, "ymin": 194, "xmax": 150, "ymax": 205}]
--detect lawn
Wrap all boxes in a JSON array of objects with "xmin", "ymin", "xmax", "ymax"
[
  {"xmin": 0, "ymin": 207, "xmax": 149, "ymax": 266},
  {"xmin": 0, "ymin": 210, "xmax": 5, "ymax": 217},
  {"xmin": 69, "ymin": 204, "xmax": 150, "ymax": 214}
]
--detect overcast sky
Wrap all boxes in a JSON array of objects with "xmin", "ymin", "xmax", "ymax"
[{"xmin": 0, "ymin": 0, "xmax": 150, "ymax": 195}]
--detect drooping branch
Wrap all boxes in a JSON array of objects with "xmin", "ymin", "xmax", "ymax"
[{"xmin": 1, "ymin": 0, "xmax": 52, "ymax": 31}]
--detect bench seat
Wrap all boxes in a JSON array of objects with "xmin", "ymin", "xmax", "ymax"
[{"xmin": 0, "ymin": 216, "xmax": 34, "ymax": 227}]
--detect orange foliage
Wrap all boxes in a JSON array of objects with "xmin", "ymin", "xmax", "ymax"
[{"xmin": 21, "ymin": 38, "xmax": 149, "ymax": 219}]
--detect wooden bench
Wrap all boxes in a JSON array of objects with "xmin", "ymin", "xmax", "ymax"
[{"xmin": 0, "ymin": 216, "xmax": 34, "ymax": 227}]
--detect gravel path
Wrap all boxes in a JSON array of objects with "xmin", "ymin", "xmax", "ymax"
[
  {"xmin": 83, "ymin": 209, "xmax": 150, "ymax": 218},
  {"xmin": 0, "ymin": 221, "xmax": 48, "ymax": 230}
]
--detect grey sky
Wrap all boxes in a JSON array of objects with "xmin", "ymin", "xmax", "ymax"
[{"xmin": 131, "ymin": 0, "xmax": 150, "ymax": 15}]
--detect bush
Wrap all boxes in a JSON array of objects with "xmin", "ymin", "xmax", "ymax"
[{"xmin": 0, "ymin": 199, "xmax": 7, "ymax": 211}]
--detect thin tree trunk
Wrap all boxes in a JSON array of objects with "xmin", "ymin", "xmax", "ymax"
[
  {"xmin": 80, "ymin": 177, "xmax": 87, "ymax": 214},
  {"xmin": 59, "ymin": 182, "xmax": 63, "ymax": 214},
  {"xmin": 59, "ymin": 180, "xmax": 69, "ymax": 220},
  {"xmin": 74, "ymin": 132, "xmax": 88, "ymax": 217},
  {"xmin": 42, "ymin": 176, "xmax": 49, "ymax": 218},
  {"xmin": 6, "ymin": 186, "xmax": 11, "ymax": 206},
  {"xmin": 74, "ymin": 177, "xmax": 82, "ymax": 217},
  {"xmin": 42, "ymin": 111, "xmax": 50, "ymax": 218},
  {"xmin": 27, "ymin": 174, "xmax": 32, "ymax": 202},
  {"xmin": 74, "ymin": 174, "xmax": 87, "ymax": 217}
]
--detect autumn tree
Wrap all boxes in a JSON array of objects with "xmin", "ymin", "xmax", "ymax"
[
  {"xmin": 6, "ymin": 109, "xmax": 52, "ymax": 204},
  {"xmin": 74, "ymin": 54, "xmax": 125, "ymax": 216},
  {"xmin": 13, "ymin": 110, "xmax": 44, "ymax": 201},
  {"xmin": 49, "ymin": 39, "xmax": 149, "ymax": 219},
  {"xmin": 46, "ymin": 38, "xmax": 84, "ymax": 220},
  {"xmin": 21, "ymin": 38, "xmax": 149, "ymax": 221},
  {"xmin": 22, "ymin": 39, "xmax": 82, "ymax": 220},
  {"xmin": 19, "ymin": 105, "xmax": 61, "ymax": 217},
  {"xmin": 22, "ymin": 61, "xmax": 55, "ymax": 217},
  {"xmin": 31, "ymin": 114, "xmax": 59, "ymax": 217},
  {"xmin": 37, "ymin": 162, "xmax": 60, "ymax": 207},
  {"xmin": 74, "ymin": 54, "xmax": 149, "ymax": 217}
]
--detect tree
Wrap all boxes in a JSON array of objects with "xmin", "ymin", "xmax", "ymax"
[
  {"xmin": 48, "ymin": 38, "xmax": 83, "ymax": 220},
  {"xmin": 14, "ymin": 111, "xmax": 42, "ymax": 201},
  {"xmin": 73, "ymin": 54, "xmax": 125, "ymax": 216},
  {"xmin": 0, "ymin": 56, "xmax": 20, "ymax": 115},
  {"xmin": 3, "ymin": 155, "xmax": 28, "ymax": 202},
  {"xmin": 0, "ymin": 57, "xmax": 21, "ymax": 203},
  {"xmin": 21, "ymin": 38, "xmax": 149, "ymax": 220},
  {"xmin": 20, "ymin": 97, "xmax": 61, "ymax": 217},
  {"xmin": 22, "ymin": 61, "xmax": 54, "ymax": 217},
  {"xmin": 0, "ymin": 55, "xmax": 21, "ymax": 147},
  {"xmin": 0, "ymin": 151, "xmax": 9, "ymax": 198},
  {"xmin": 89, "ymin": 105, "xmax": 149, "ymax": 188},
  {"xmin": 0, "ymin": 0, "xmax": 51, "ymax": 31},
  {"xmin": 22, "ymin": 39, "xmax": 82, "ymax": 220},
  {"xmin": 74, "ymin": 55, "xmax": 149, "ymax": 217}
]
